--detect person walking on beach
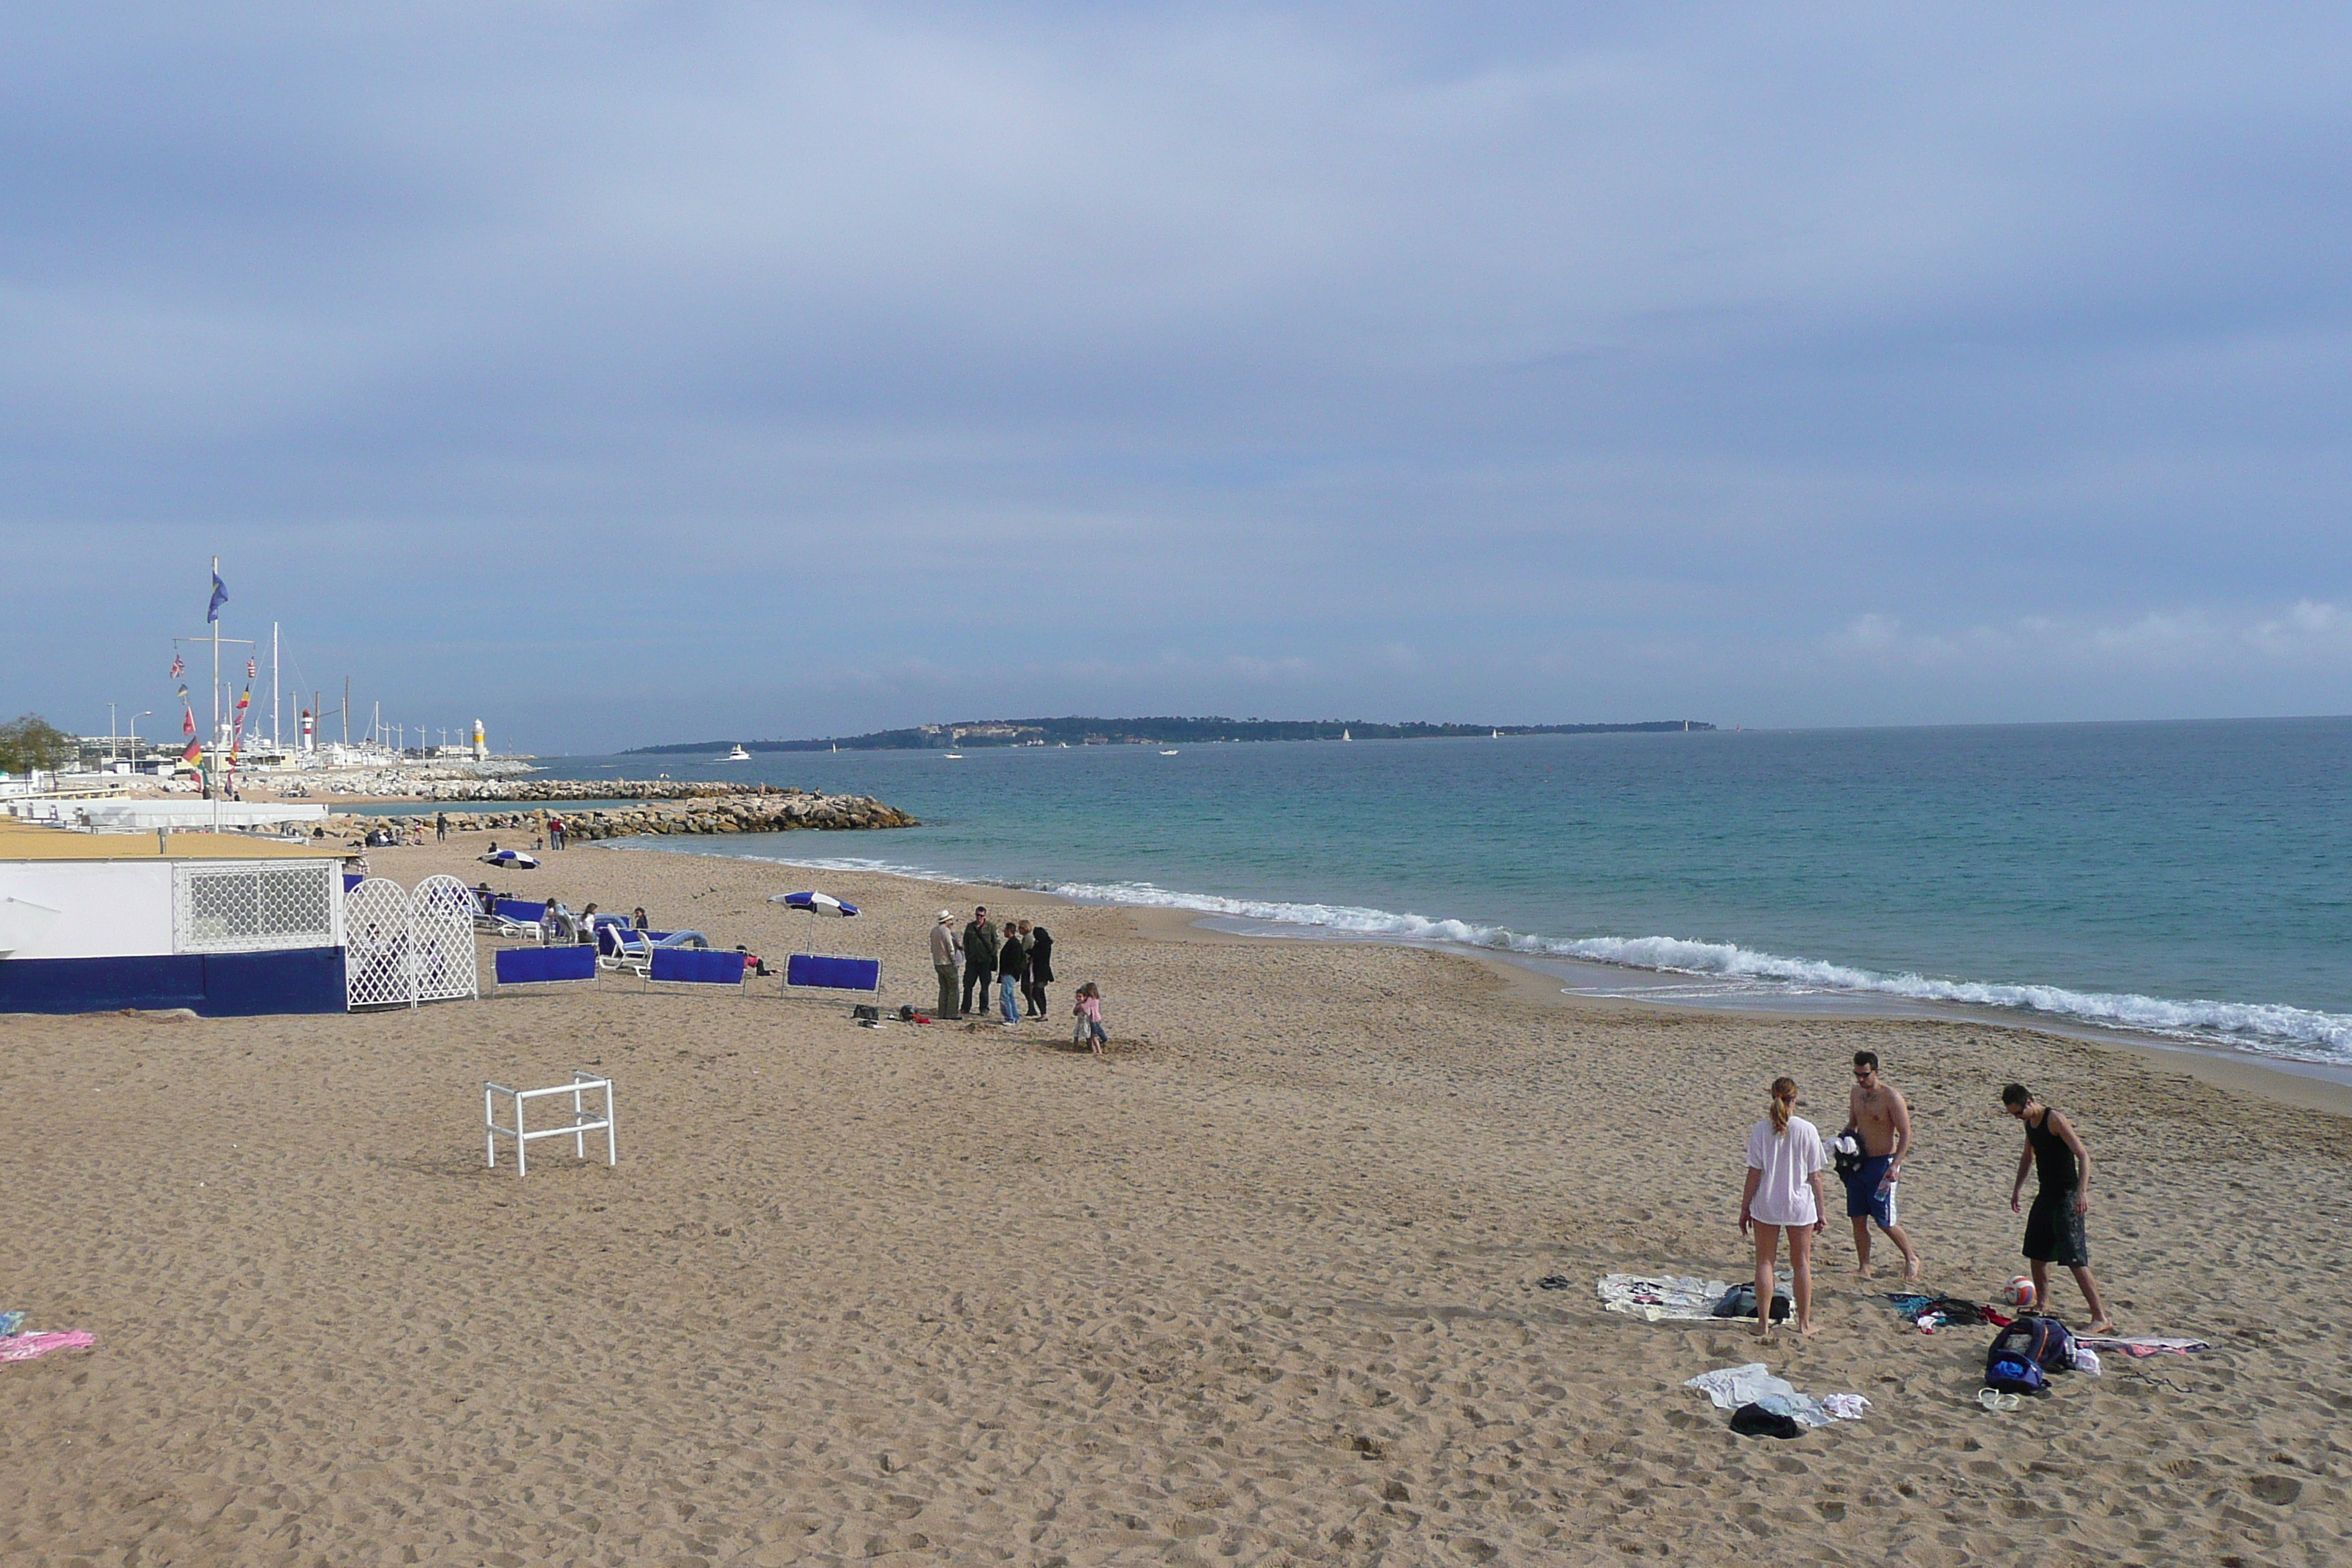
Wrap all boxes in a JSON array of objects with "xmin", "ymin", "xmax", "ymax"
[
  {"xmin": 960, "ymin": 906, "xmax": 998, "ymax": 1019},
  {"xmin": 930, "ymin": 911, "xmax": 962, "ymax": 1020},
  {"xmin": 549, "ymin": 815, "xmax": 566, "ymax": 851},
  {"xmin": 1021, "ymin": 920, "xmax": 1052, "ymax": 1019},
  {"xmin": 2003, "ymin": 1085, "xmax": 2116, "ymax": 1333},
  {"xmin": 1072, "ymin": 981, "xmax": 1107, "ymax": 1056},
  {"xmin": 997, "ymin": 920, "xmax": 1029, "ymax": 1023},
  {"xmin": 435, "ymin": 812, "xmax": 448, "ymax": 843},
  {"xmin": 1739, "ymin": 1077, "xmax": 1828, "ymax": 1340},
  {"xmin": 1844, "ymin": 1051, "xmax": 1923, "ymax": 1281}
]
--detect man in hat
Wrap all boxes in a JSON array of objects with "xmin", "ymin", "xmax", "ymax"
[{"xmin": 930, "ymin": 910, "xmax": 962, "ymax": 1019}]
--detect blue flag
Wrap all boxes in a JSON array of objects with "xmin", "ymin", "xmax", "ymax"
[{"xmin": 207, "ymin": 570, "xmax": 228, "ymax": 623}]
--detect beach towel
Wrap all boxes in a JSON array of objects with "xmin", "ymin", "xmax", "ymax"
[
  {"xmin": 1683, "ymin": 1364, "xmax": 1855, "ymax": 1430},
  {"xmin": 1598, "ymin": 1273, "xmax": 1732, "ymax": 1323},
  {"xmin": 0, "ymin": 1330, "xmax": 95, "ymax": 1364},
  {"xmin": 2076, "ymin": 1335, "xmax": 2209, "ymax": 1357}
]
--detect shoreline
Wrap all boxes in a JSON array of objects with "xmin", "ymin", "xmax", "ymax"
[{"xmin": 603, "ymin": 836, "xmax": 2352, "ymax": 1118}]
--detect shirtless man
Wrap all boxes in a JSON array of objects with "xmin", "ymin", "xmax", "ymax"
[{"xmin": 1844, "ymin": 1051, "xmax": 1923, "ymax": 1281}]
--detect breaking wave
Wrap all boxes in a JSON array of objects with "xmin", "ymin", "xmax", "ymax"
[{"xmin": 611, "ymin": 840, "xmax": 2352, "ymax": 1063}]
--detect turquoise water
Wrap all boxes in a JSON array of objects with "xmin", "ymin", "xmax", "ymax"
[{"xmin": 538, "ymin": 719, "xmax": 2352, "ymax": 1062}]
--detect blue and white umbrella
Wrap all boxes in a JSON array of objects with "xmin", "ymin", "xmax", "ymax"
[
  {"xmin": 480, "ymin": 848, "xmax": 540, "ymax": 869},
  {"xmin": 769, "ymin": 890, "xmax": 859, "ymax": 917}
]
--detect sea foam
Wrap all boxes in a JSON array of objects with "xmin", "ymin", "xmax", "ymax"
[{"xmin": 611, "ymin": 842, "xmax": 2352, "ymax": 1063}]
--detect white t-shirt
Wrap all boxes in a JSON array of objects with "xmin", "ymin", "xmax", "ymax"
[{"xmin": 1746, "ymin": 1115, "xmax": 1826, "ymax": 1226}]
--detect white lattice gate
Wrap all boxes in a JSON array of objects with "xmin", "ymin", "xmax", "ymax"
[
  {"xmin": 411, "ymin": 875, "xmax": 481, "ymax": 1005},
  {"xmin": 344, "ymin": 876, "xmax": 480, "ymax": 1011}
]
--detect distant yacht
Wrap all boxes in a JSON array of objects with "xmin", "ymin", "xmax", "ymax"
[
  {"xmin": 1342, "ymin": 728, "xmax": 1352, "ymax": 742},
  {"xmin": 1160, "ymin": 748, "xmax": 1178, "ymax": 755},
  {"xmin": 943, "ymin": 751, "xmax": 963, "ymax": 760},
  {"xmin": 722, "ymin": 744, "xmax": 752, "ymax": 761},
  {"xmin": 1493, "ymin": 728, "xmax": 1502, "ymax": 739}
]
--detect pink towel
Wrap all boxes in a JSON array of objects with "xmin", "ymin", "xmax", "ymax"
[{"xmin": 0, "ymin": 1330, "xmax": 97, "ymax": 1363}]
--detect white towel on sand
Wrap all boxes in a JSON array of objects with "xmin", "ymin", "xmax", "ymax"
[{"xmin": 1597, "ymin": 1273, "xmax": 1731, "ymax": 1323}]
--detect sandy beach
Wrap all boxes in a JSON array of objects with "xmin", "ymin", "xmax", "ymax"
[{"xmin": 4, "ymin": 832, "xmax": 2348, "ymax": 1567}]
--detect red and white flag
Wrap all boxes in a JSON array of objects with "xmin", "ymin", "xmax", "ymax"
[
  {"xmin": 246, "ymin": 657, "xmax": 257, "ymax": 680},
  {"xmin": 170, "ymin": 653, "xmax": 184, "ymax": 678}
]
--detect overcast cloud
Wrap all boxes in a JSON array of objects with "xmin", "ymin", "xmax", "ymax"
[{"xmin": 4, "ymin": 3, "xmax": 2348, "ymax": 750}]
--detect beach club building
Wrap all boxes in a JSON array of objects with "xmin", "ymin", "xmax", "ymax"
[{"xmin": 0, "ymin": 818, "xmax": 353, "ymax": 1016}]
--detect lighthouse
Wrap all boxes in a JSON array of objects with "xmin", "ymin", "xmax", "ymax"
[{"xmin": 472, "ymin": 719, "xmax": 487, "ymax": 761}]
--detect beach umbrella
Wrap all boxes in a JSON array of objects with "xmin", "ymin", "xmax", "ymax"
[
  {"xmin": 769, "ymin": 890, "xmax": 859, "ymax": 918},
  {"xmin": 480, "ymin": 849, "xmax": 540, "ymax": 869}
]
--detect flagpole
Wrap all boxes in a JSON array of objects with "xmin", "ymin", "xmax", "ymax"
[
  {"xmin": 211, "ymin": 556, "xmax": 222, "ymax": 832},
  {"xmin": 271, "ymin": 622, "xmax": 280, "ymax": 751}
]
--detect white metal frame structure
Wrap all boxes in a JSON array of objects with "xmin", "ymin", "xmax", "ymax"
[{"xmin": 484, "ymin": 1072, "xmax": 617, "ymax": 1177}]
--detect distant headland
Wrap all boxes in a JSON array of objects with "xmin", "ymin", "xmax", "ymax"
[{"xmin": 625, "ymin": 716, "xmax": 1715, "ymax": 754}]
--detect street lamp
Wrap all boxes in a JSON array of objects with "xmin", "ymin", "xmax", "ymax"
[{"xmin": 127, "ymin": 712, "xmax": 151, "ymax": 772}]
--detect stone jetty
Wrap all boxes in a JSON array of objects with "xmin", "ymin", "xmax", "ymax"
[{"xmin": 331, "ymin": 785, "xmax": 917, "ymax": 841}]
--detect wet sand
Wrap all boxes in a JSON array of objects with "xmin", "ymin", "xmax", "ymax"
[{"xmin": 3, "ymin": 832, "xmax": 2348, "ymax": 1566}]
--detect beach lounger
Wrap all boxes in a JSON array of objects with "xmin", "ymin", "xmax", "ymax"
[
  {"xmin": 785, "ymin": 954, "xmax": 883, "ymax": 993},
  {"xmin": 478, "ymin": 898, "xmax": 547, "ymax": 943},
  {"xmin": 494, "ymin": 944, "xmax": 598, "ymax": 988},
  {"xmin": 597, "ymin": 922, "xmax": 655, "ymax": 976}
]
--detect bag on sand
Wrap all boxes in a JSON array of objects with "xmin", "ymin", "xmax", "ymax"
[
  {"xmin": 1832, "ymin": 1126, "xmax": 1866, "ymax": 1177},
  {"xmin": 1985, "ymin": 1315, "xmax": 2074, "ymax": 1395},
  {"xmin": 851, "ymin": 1003, "xmax": 881, "ymax": 1022},
  {"xmin": 1715, "ymin": 1283, "xmax": 1792, "ymax": 1323},
  {"xmin": 1729, "ymin": 1403, "xmax": 1803, "ymax": 1439}
]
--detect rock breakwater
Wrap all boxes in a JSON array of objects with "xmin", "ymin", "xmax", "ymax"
[{"xmin": 333, "ymin": 787, "xmax": 917, "ymax": 841}]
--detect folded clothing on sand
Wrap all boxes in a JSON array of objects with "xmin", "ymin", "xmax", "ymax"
[
  {"xmin": 0, "ymin": 1330, "xmax": 95, "ymax": 1364},
  {"xmin": 1598, "ymin": 1273, "xmax": 1733, "ymax": 1323},
  {"xmin": 1684, "ymin": 1364, "xmax": 1866, "ymax": 1430},
  {"xmin": 0, "ymin": 1310, "xmax": 24, "ymax": 1338}
]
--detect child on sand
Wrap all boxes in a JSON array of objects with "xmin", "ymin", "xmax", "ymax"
[
  {"xmin": 1072, "ymin": 983, "xmax": 1107, "ymax": 1057},
  {"xmin": 1738, "ymin": 1077, "xmax": 1828, "ymax": 1339}
]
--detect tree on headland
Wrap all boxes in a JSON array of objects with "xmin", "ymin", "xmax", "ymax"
[{"xmin": 0, "ymin": 713, "xmax": 76, "ymax": 774}]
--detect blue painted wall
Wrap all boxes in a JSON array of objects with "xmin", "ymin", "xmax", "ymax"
[{"xmin": 0, "ymin": 948, "xmax": 346, "ymax": 1017}]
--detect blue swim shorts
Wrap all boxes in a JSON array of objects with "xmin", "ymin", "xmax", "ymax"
[{"xmin": 1844, "ymin": 1155, "xmax": 1899, "ymax": 1226}]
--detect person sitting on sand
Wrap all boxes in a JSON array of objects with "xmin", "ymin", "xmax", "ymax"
[
  {"xmin": 1072, "ymin": 981, "xmax": 1107, "ymax": 1057},
  {"xmin": 1845, "ymin": 1051, "xmax": 1923, "ymax": 1281},
  {"xmin": 1739, "ymin": 1077, "xmax": 1827, "ymax": 1339},
  {"xmin": 2002, "ymin": 1084, "xmax": 2115, "ymax": 1333},
  {"xmin": 632, "ymin": 906, "xmax": 649, "ymax": 930}
]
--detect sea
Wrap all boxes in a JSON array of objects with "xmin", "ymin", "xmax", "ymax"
[{"xmin": 529, "ymin": 718, "xmax": 2352, "ymax": 1069}]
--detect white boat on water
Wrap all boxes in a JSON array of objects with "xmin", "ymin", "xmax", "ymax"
[
  {"xmin": 943, "ymin": 752, "xmax": 963, "ymax": 760},
  {"xmin": 1160, "ymin": 748, "xmax": 1178, "ymax": 755},
  {"xmin": 721, "ymin": 744, "xmax": 752, "ymax": 761}
]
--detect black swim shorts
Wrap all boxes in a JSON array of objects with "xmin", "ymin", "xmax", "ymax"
[{"xmin": 2023, "ymin": 1188, "xmax": 2089, "ymax": 1267}]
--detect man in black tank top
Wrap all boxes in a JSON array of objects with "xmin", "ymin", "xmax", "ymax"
[{"xmin": 2002, "ymin": 1084, "xmax": 2115, "ymax": 1333}]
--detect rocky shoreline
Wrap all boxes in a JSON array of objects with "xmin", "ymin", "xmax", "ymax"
[{"xmin": 331, "ymin": 786, "xmax": 917, "ymax": 840}]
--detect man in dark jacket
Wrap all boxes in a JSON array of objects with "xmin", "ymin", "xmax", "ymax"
[
  {"xmin": 960, "ymin": 906, "xmax": 998, "ymax": 1018},
  {"xmin": 1021, "ymin": 921, "xmax": 1053, "ymax": 1020}
]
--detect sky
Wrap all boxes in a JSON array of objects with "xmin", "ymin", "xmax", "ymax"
[{"xmin": 4, "ymin": 3, "xmax": 2349, "ymax": 753}]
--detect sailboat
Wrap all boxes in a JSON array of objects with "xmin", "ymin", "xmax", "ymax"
[
  {"xmin": 722, "ymin": 744, "xmax": 752, "ymax": 761},
  {"xmin": 1341, "ymin": 728, "xmax": 1352, "ymax": 742},
  {"xmin": 1493, "ymin": 728, "xmax": 1502, "ymax": 739}
]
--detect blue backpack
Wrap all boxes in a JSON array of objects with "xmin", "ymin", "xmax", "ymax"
[{"xmin": 1985, "ymin": 1315, "xmax": 2074, "ymax": 1395}]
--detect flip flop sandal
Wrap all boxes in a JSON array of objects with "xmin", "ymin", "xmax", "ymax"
[{"xmin": 1977, "ymin": 1388, "xmax": 2022, "ymax": 1413}]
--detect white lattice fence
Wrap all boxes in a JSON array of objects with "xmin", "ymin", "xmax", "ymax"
[
  {"xmin": 174, "ymin": 862, "xmax": 340, "ymax": 954},
  {"xmin": 411, "ymin": 875, "xmax": 481, "ymax": 1004},
  {"xmin": 344, "ymin": 878, "xmax": 415, "ymax": 1009}
]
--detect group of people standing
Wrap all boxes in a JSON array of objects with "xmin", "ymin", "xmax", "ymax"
[
  {"xmin": 932, "ymin": 905, "xmax": 1053, "ymax": 1023},
  {"xmin": 927, "ymin": 905, "xmax": 1108, "ymax": 1052},
  {"xmin": 1738, "ymin": 1051, "xmax": 2114, "ymax": 1340}
]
